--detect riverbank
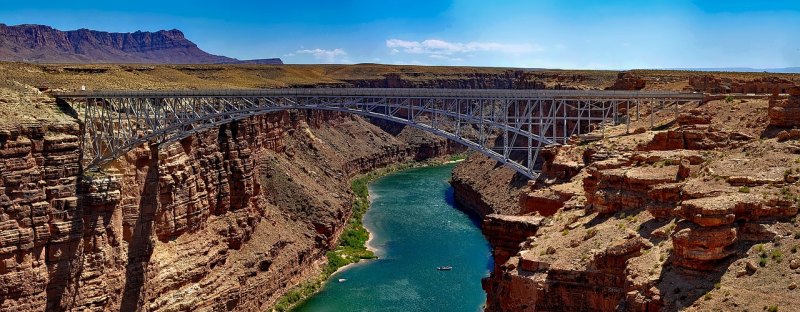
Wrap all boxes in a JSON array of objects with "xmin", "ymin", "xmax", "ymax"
[
  {"xmin": 296, "ymin": 162, "xmax": 491, "ymax": 311},
  {"xmin": 272, "ymin": 157, "xmax": 460, "ymax": 311}
]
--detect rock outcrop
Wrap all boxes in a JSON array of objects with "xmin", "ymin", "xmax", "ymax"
[
  {"xmin": 768, "ymin": 86, "xmax": 800, "ymax": 127},
  {"xmin": 606, "ymin": 72, "xmax": 646, "ymax": 90}
]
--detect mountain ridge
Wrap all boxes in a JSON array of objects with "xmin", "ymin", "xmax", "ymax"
[{"xmin": 0, "ymin": 23, "xmax": 282, "ymax": 64}]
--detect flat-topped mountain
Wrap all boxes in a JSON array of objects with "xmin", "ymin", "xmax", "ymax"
[{"xmin": 0, "ymin": 23, "xmax": 282, "ymax": 64}]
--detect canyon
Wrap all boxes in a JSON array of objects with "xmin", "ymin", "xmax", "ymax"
[{"xmin": 1, "ymin": 62, "xmax": 800, "ymax": 311}]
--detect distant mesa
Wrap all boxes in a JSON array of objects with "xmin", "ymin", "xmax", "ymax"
[{"xmin": 0, "ymin": 23, "xmax": 282, "ymax": 65}]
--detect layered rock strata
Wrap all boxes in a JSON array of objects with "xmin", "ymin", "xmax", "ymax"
[
  {"xmin": 768, "ymin": 86, "xmax": 800, "ymax": 127},
  {"xmin": 688, "ymin": 75, "xmax": 795, "ymax": 94},
  {"xmin": 0, "ymin": 109, "xmax": 456, "ymax": 311},
  {"xmin": 453, "ymin": 97, "xmax": 800, "ymax": 311}
]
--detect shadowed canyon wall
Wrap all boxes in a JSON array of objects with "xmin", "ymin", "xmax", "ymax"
[{"xmin": 0, "ymin": 110, "xmax": 457, "ymax": 311}]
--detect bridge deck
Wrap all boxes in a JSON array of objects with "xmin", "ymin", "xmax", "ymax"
[{"xmin": 55, "ymin": 88, "xmax": 705, "ymax": 100}]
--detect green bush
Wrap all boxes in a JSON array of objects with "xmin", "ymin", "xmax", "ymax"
[
  {"xmin": 771, "ymin": 249, "xmax": 783, "ymax": 263},
  {"xmin": 448, "ymin": 153, "xmax": 468, "ymax": 162},
  {"xmin": 767, "ymin": 305, "xmax": 779, "ymax": 312},
  {"xmin": 739, "ymin": 186, "xmax": 751, "ymax": 193}
]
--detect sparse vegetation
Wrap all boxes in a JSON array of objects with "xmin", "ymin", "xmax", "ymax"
[
  {"xmin": 724, "ymin": 95, "xmax": 734, "ymax": 103},
  {"xmin": 448, "ymin": 153, "xmax": 468, "ymax": 162},
  {"xmin": 739, "ymin": 186, "xmax": 751, "ymax": 193},
  {"xmin": 771, "ymin": 249, "xmax": 783, "ymax": 263},
  {"xmin": 766, "ymin": 305, "xmax": 779, "ymax": 312}
]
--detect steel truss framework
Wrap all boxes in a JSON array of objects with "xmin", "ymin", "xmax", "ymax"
[{"xmin": 55, "ymin": 88, "xmax": 704, "ymax": 179}]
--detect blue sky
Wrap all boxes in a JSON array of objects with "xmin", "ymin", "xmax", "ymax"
[{"xmin": 1, "ymin": 0, "xmax": 799, "ymax": 69}]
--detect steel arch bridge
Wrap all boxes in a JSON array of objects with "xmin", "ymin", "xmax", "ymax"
[{"xmin": 55, "ymin": 88, "xmax": 704, "ymax": 179}]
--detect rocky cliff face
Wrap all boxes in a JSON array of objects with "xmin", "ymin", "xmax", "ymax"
[
  {"xmin": 454, "ymin": 94, "xmax": 800, "ymax": 311},
  {"xmin": 0, "ymin": 106, "xmax": 455, "ymax": 311},
  {"xmin": 0, "ymin": 24, "xmax": 282, "ymax": 64},
  {"xmin": 688, "ymin": 75, "xmax": 795, "ymax": 94},
  {"xmin": 340, "ymin": 71, "xmax": 594, "ymax": 90}
]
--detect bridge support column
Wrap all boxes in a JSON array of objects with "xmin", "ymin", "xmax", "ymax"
[{"xmin": 120, "ymin": 143, "xmax": 160, "ymax": 311}]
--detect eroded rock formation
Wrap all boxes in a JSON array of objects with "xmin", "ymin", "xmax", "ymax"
[
  {"xmin": 0, "ymin": 109, "xmax": 457, "ymax": 311},
  {"xmin": 688, "ymin": 75, "xmax": 795, "ymax": 94},
  {"xmin": 453, "ymin": 95, "xmax": 800, "ymax": 311},
  {"xmin": 606, "ymin": 72, "xmax": 646, "ymax": 90},
  {"xmin": 768, "ymin": 86, "xmax": 800, "ymax": 127}
]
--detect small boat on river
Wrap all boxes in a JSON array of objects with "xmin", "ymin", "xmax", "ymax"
[{"xmin": 436, "ymin": 266, "xmax": 453, "ymax": 271}]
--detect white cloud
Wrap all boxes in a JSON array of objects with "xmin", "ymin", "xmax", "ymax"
[
  {"xmin": 296, "ymin": 48, "xmax": 348, "ymax": 63},
  {"xmin": 386, "ymin": 39, "xmax": 541, "ymax": 56}
]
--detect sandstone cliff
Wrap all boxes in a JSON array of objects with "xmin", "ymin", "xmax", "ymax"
[
  {"xmin": 453, "ymin": 81, "xmax": 800, "ymax": 311},
  {"xmin": 0, "ymin": 102, "xmax": 456, "ymax": 311}
]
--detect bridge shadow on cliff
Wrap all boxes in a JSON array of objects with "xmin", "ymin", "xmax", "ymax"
[
  {"xmin": 55, "ymin": 98, "xmax": 79, "ymax": 120},
  {"xmin": 44, "ymin": 100, "xmax": 90, "ymax": 311},
  {"xmin": 45, "ymin": 189, "xmax": 87, "ymax": 310},
  {"xmin": 120, "ymin": 146, "xmax": 159, "ymax": 311}
]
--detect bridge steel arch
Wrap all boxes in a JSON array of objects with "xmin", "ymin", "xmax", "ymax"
[{"xmin": 56, "ymin": 88, "xmax": 704, "ymax": 179}]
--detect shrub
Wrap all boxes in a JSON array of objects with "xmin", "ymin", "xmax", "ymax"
[
  {"xmin": 448, "ymin": 153, "xmax": 468, "ymax": 162},
  {"xmin": 724, "ymin": 95, "xmax": 734, "ymax": 103},
  {"xmin": 739, "ymin": 186, "xmax": 751, "ymax": 193},
  {"xmin": 767, "ymin": 305, "xmax": 779, "ymax": 312},
  {"xmin": 771, "ymin": 249, "xmax": 783, "ymax": 263}
]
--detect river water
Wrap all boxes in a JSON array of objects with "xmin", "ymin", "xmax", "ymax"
[{"xmin": 295, "ymin": 163, "xmax": 492, "ymax": 312}]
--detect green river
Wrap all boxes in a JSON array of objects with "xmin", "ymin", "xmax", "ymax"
[{"xmin": 296, "ymin": 163, "xmax": 492, "ymax": 311}]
